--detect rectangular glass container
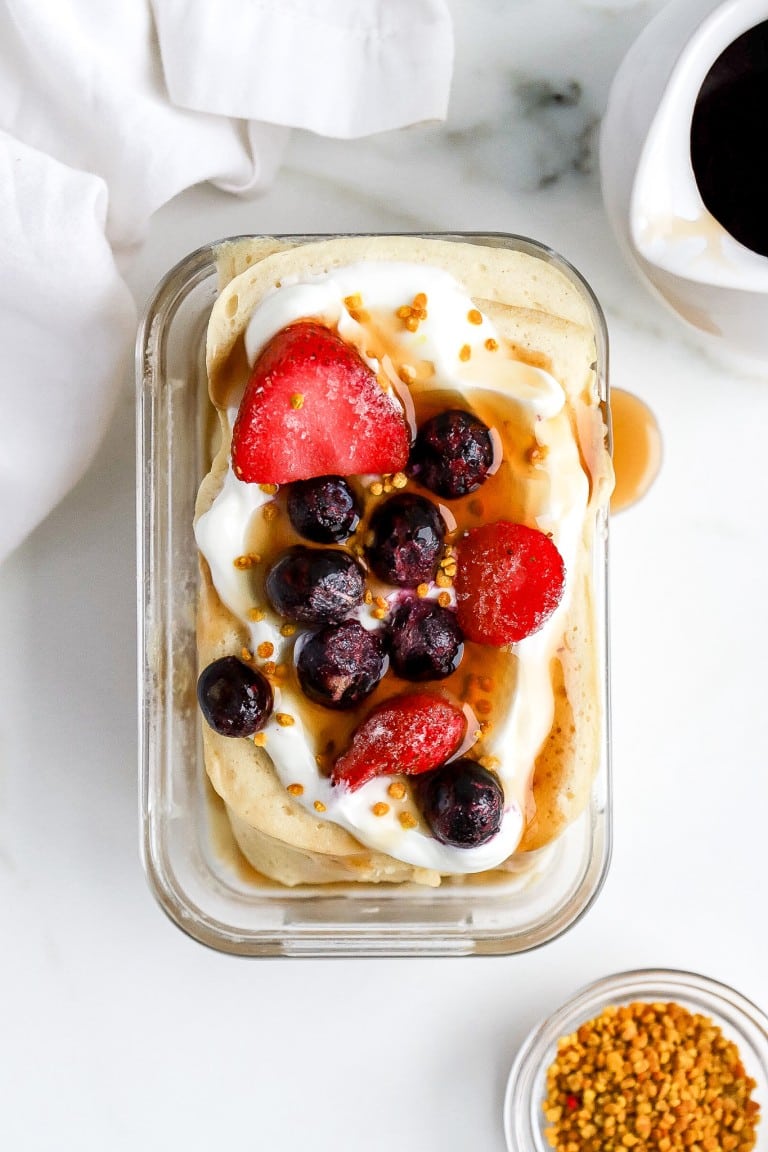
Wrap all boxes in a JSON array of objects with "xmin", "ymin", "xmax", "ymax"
[{"xmin": 136, "ymin": 233, "xmax": 612, "ymax": 957}]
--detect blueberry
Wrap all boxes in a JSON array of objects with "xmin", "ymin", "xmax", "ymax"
[
  {"xmin": 388, "ymin": 598, "xmax": 463, "ymax": 681},
  {"xmin": 287, "ymin": 476, "xmax": 361, "ymax": 543},
  {"xmin": 407, "ymin": 409, "xmax": 494, "ymax": 498},
  {"xmin": 297, "ymin": 620, "xmax": 386, "ymax": 709},
  {"xmin": 265, "ymin": 546, "xmax": 365, "ymax": 624},
  {"xmin": 197, "ymin": 656, "xmax": 273, "ymax": 737},
  {"xmin": 366, "ymin": 493, "xmax": 445, "ymax": 587},
  {"xmin": 417, "ymin": 758, "xmax": 504, "ymax": 847}
]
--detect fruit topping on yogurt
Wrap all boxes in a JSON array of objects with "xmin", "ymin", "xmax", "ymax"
[
  {"xmin": 454, "ymin": 521, "xmax": 566, "ymax": 646},
  {"xmin": 407, "ymin": 409, "xmax": 494, "ymax": 498},
  {"xmin": 265, "ymin": 546, "xmax": 365, "ymax": 624},
  {"xmin": 296, "ymin": 619, "xmax": 386, "ymax": 710},
  {"xmin": 366, "ymin": 493, "xmax": 446, "ymax": 587},
  {"xmin": 330, "ymin": 692, "xmax": 467, "ymax": 792},
  {"xmin": 387, "ymin": 597, "xmax": 464, "ymax": 681},
  {"xmin": 286, "ymin": 476, "xmax": 361, "ymax": 543},
  {"xmin": 417, "ymin": 758, "xmax": 504, "ymax": 848},
  {"xmin": 197, "ymin": 656, "xmax": 273, "ymax": 738},
  {"xmin": 195, "ymin": 257, "xmax": 593, "ymax": 876},
  {"xmin": 231, "ymin": 320, "xmax": 410, "ymax": 483}
]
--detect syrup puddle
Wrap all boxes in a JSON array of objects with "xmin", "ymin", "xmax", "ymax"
[{"xmin": 610, "ymin": 388, "xmax": 662, "ymax": 513}]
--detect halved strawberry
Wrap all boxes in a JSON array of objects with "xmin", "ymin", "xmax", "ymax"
[
  {"xmin": 331, "ymin": 692, "xmax": 467, "ymax": 792},
  {"xmin": 231, "ymin": 321, "xmax": 410, "ymax": 484},
  {"xmin": 454, "ymin": 521, "xmax": 565, "ymax": 646}
]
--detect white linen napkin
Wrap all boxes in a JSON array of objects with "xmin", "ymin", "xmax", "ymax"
[{"xmin": 0, "ymin": 0, "xmax": 453, "ymax": 564}]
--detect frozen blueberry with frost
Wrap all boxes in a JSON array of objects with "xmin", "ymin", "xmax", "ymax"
[
  {"xmin": 407, "ymin": 409, "xmax": 494, "ymax": 498},
  {"xmin": 297, "ymin": 619, "xmax": 386, "ymax": 709},
  {"xmin": 197, "ymin": 656, "xmax": 273, "ymax": 737},
  {"xmin": 366, "ymin": 493, "xmax": 445, "ymax": 587},
  {"xmin": 388, "ymin": 598, "xmax": 464, "ymax": 681},
  {"xmin": 287, "ymin": 475, "xmax": 361, "ymax": 543},
  {"xmin": 416, "ymin": 758, "xmax": 503, "ymax": 847},
  {"xmin": 265, "ymin": 546, "xmax": 365, "ymax": 624}
]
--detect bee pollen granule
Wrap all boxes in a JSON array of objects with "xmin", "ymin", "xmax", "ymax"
[{"xmin": 542, "ymin": 1001, "xmax": 760, "ymax": 1152}]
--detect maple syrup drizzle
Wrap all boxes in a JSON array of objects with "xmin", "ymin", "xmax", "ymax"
[{"xmin": 610, "ymin": 388, "xmax": 662, "ymax": 513}]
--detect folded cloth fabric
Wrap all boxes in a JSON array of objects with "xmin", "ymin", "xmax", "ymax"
[{"xmin": 0, "ymin": 0, "xmax": 453, "ymax": 565}]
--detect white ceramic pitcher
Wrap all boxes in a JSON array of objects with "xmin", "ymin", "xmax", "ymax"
[{"xmin": 600, "ymin": 0, "xmax": 768, "ymax": 371}]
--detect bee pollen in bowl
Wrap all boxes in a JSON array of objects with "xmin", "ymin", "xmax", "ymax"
[{"xmin": 542, "ymin": 1000, "xmax": 760, "ymax": 1151}]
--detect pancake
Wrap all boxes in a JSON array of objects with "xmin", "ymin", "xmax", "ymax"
[{"xmin": 194, "ymin": 235, "xmax": 613, "ymax": 886}]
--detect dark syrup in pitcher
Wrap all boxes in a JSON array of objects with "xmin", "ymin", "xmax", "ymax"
[{"xmin": 690, "ymin": 20, "xmax": 768, "ymax": 257}]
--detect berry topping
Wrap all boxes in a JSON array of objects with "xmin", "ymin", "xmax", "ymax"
[
  {"xmin": 416, "ymin": 758, "xmax": 504, "ymax": 847},
  {"xmin": 287, "ymin": 475, "xmax": 361, "ymax": 543},
  {"xmin": 366, "ymin": 493, "xmax": 446, "ymax": 587},
  {"xmin": 454, "ymin": 521, "xmax": 565, "ymax": 645},
  {"xmin": 407, "ymin": 409, "xmax": 494, "ymax": 498},
  {"xmin": 197, "ymin": 656, "xmax": 273, "ymax": 737},
  {"xmin": 265, "ymin": 546, "xmax": 365, "ymax": 624},
  {"xmin": 231, "ymin": 322, "xmax": 410, "ymax": 484},
  {"xmin": 388, "ymin": 598, "xmax": 464, "ymax": 681},
  {"xmin": 296, "ymin": 620, "xmax": 386, "ymax": 710},
  {"xmin": 331, "ymin": 692, "xmax": 467, "ymax": 792}
]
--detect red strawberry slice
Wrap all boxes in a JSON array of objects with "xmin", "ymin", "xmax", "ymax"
[
  {"xmin": 454, "ymin": 521, "xmax": 565, "ymax": 646},
  {"xmin": 331, "ymin": 692, "xmax": 467, "ymax": 792},
  {"xmin": 231, "ymin": 321, "xmax": 410, "ymax": 484}
]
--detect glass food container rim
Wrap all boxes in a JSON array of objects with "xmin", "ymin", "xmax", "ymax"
[
  {"xmin": 136, "ymin": 231, "xmax": 613, "ymax": 958},
  {"xmin": 137, "ymin": 231, "xmax": 611, "ymax": 387},
  {"xmin": 503, "ymin": 966, "xmax": 768, "ymax": 1152}
]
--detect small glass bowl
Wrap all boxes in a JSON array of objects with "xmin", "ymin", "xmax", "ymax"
[
  {"xmin": 136, "ymin": 232, "xmax": 612, "ymax": 957},
  {"xmin": 504, "ymin": 968, "xmax": 768, "ymax": 1151}
]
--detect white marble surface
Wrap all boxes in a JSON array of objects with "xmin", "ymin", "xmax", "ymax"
[{"xmin": 2, "ymin": 2, "xmax": 767, "ymax": 1149}]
